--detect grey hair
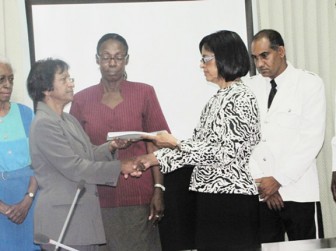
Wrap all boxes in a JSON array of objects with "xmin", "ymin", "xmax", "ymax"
[{"xmin": 0, "ymin": 55, "xmax": 14, "ymax": 73}]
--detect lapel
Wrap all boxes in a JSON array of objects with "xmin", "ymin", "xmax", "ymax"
[
  {"xmin": 37, "ymin": 102, "xmax": 92, "ymax": 156},
  {"xmin": 266, "ymin": 63, "xmax": 299, "ymax": 116}
]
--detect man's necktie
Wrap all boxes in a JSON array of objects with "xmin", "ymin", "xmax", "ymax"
[{"xmin": 268, "ymin": 79, "xmax": 277, "ymax": 109}]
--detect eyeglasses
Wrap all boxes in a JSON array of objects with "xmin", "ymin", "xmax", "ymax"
[
  {"xmin": 58, "ymin": 76, "xmax": 75, "ymax": 83},
  {"xmin": 200, "ymin": 55, "xmax": 215, "ymax": 64},
  {"xmin": 0, "ymin": 75, "xmax": 14, "ymax": 85},
  {"xmin": 97, "ymin": 54, "xmax": 129, "ymax": 64}
]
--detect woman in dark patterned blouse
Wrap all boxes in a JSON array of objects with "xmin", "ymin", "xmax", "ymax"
[{"xmin": 139, "ymin": 30, "xmax": 261, "ymax": 251}]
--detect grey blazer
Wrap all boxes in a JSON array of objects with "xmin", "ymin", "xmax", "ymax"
[{"xmin": 30, "ymin": 102, "xmax": 121, "ymax": 246}]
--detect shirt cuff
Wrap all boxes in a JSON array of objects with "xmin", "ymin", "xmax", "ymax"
[{"xmin": 274, "ymin": 172, "xmax": 292, "ymax": 187}]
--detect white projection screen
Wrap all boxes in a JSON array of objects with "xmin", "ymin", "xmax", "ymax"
[{"xmin": 26, "ymin": 0, "xmax": 253, "ymax": 139}]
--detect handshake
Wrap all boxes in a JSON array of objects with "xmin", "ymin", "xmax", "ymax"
[
  {"xmin": 112, "ymin": 130, "xmax": 179, "ymax": 178},
  {"xmin": 120, "ymin": 153, "xmax": 159, "ymax": 178}
]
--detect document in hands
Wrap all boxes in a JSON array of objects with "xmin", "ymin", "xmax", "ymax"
[{"xmin": 106, "ymin": 131, "xmax": 164, "ymax": 141}]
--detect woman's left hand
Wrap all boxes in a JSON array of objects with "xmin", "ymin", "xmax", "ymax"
[
  {"xmin": 5, "ymin": 197, "xmax": 32, "ymax": 224},
  {"xmin": 149, "ymin": 189, "xmax": 165, "ymax": 226}
]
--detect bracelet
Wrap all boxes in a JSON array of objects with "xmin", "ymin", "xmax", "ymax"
[{"xmin": 154, "ymin": 184, "xmax": 166, "ymax": 192}]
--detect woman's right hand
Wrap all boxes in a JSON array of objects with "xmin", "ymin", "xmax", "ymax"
[
  {"xmin": 120, "ymin": 158, "xmax": 143, "ymax": 179},
  {"xmin": 141, "ymin": 131, "xmax": 179, "ymax": 149}
]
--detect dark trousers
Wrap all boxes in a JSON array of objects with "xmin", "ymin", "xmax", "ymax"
[{"xmin": 259, "ymin": 201, "xmax": 324, "ymax": 243}]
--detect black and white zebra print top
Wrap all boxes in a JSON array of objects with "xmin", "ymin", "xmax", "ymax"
[{"xmin": 155, "ymin": 81, "xmax": 260, "ymax": 195}]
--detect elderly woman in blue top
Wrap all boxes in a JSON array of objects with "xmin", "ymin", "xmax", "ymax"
[
  {"xmin": 0, "ymin": 56, "xmax": 40, "ymax": 250},
  {"xmin": 139, "ymin": 30, "xmax": 261, "ymax": 251}
]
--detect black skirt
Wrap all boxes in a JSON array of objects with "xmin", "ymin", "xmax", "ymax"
[
  {"xmin": 196, "ymin": 192, "xmax": 260, "ymax": 251},
  {"xmin": 159, "ymin": 166, "xmax": 197, "ymax": 251}
]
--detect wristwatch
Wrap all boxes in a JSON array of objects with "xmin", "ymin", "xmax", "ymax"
[{"xmin": 25, "ymin": 192, "xmax": 35, "ymax": 199}]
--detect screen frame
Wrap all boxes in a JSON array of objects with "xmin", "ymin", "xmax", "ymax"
[
  {"xmin": 25, "ymin": 0, "xmax": 255, "ymax": 74},
  {"xmin": 24, "ymin": 0, "xmax": 257, "ymax": 139}
]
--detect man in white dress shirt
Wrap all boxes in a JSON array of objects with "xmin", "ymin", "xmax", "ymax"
[{"xmin": 246, "ymin": 29, "xmax": 326, "ymax": 243}]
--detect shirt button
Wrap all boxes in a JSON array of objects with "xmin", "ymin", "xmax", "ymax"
[
  {"xmin": 263, "ymin": 158, "xmax": 267, "ymax": 161},
  {"xmin": 8, "ymin": 150, "xmax": 12, "ymax": 155}
]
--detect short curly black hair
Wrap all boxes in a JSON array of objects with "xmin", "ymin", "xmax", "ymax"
[{"xmin": 27, "ymin": 58, "xmax": 69, "ymax": 112}]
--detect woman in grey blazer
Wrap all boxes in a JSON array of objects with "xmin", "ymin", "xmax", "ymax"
[{"xmin": 27, "ymin": 58, "xmax": 143, "ymax": 251}]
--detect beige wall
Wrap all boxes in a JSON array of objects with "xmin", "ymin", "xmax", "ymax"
[{"xmin": 0, "ymin": 0, "xmax": 32, "ymax": 106}]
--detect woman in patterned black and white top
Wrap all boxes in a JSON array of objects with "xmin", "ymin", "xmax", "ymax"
[{"xmin": 140, "ymin": 30, "xmax": 261, "ymax": 251}]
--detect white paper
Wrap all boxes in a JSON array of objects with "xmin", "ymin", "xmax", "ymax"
[{"xmin": 106, "ymin": 130, "xmax": 164, "ymax": 141}]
